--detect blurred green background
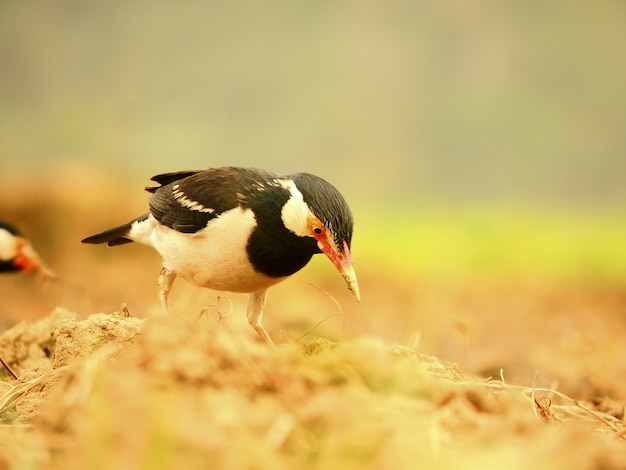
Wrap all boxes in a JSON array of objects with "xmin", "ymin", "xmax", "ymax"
[{"xmin": 2, "ymin": 1, "xmax": 625, "ymax": 205}]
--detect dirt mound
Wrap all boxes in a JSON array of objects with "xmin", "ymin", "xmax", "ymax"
[{"xmin": 0, "ymin": 309, "xmax": 625, "ymax": 469}]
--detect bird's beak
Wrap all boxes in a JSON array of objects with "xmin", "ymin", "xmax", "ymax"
[
  {"xmin": 319, "ymin": 239, "xmax": 360, "ymax": 302},
  {"xmin": 15, "ymin": 238, "xmax": 56, "ymax": 279}
]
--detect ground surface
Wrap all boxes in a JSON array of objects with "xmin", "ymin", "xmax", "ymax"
[{"xmin": 0, "ymin": 170, "xmax": 625, "ymax": 469}]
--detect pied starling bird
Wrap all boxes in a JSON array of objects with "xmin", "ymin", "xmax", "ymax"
[
  {"xmin": 81, "ymin": 167, "xmax": 359, "ymax": 345},
  {"xmin": 0, "ymin": 221, "xmax": 55, "ymax": 277}
]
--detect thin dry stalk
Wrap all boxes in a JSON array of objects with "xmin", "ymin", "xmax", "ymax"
[
  {"xmin": 295, "ymin": 279, "xmax": 345, "ymax": 341},
  {"xmin": 0, "ymin": 357, "xmax": 18, "ymax": 381},
  {"xmin": 199, "ymin": 295, "xmax": 234, "ymax": 322},
  {"xmin": 294, "ymin": 312, "xmax": 342, "ymax": 343}
]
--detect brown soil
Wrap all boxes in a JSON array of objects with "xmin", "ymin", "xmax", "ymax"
[{"xmin": 1, "ymin": 170, "xmax": 625, "ymax": 468}]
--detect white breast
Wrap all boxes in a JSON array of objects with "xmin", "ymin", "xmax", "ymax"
[
  {"xmin": 0, "ymin": 229, "xmax": 18, "ymax": 261},
  {"xmin": 128, "ymin": 208, "xmax": 286, "ymax": 293}
]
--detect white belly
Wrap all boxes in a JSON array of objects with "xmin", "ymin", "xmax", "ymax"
[{"xmin": 128, "ymin": 208, "xmax": 287, "ymax": 293}]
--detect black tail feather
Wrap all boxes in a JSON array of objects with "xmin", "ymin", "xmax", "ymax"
[
  {"xmin": 81, "ymin": 213, "xmax": 149, "ymax": 246},
  {"xmin": 81, "ymin": 223, "xmax": 134, "ymax": 246}
]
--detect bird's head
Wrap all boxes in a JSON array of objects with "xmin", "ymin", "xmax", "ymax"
[
  {"xmin": 0, "ymin": 222, "xmax": 55, "ymax": 278},
  {"xmin": 280, "ymin": 173, "xmax": 360, "ymax": 302}
]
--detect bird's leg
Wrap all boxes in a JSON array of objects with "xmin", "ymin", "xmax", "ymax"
[
  {"xmin": 247, "ymin": 289, "xmax": 275, "ymax": 347},
  {"xmin": 157, "ymin": 267, "xmax": 177, "ymax": 314}
]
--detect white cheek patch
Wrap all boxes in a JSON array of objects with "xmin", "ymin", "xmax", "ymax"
[
  {"xmin": 0, "ymin": 229, "xmax": 18, "ymax": 261},
  {"xmin": 280, "ymin": 180, "xmax": 313, "ymax": 237}
]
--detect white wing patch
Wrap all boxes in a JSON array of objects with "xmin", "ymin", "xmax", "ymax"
[
  {"xmin": 172, "ymin": 185, "xmax": 215, "ymax": 214},
  {"xmin": 252, "ymin": 181, "xmax": 266, "ymax": 192}
]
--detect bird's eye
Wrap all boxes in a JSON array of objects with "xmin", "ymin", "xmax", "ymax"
[
  {"xmin": 308, "ymin": 217, "xmax": 326, "ymax": 239},
  {"xmin": 311, "ymin": 225, "xmax": 326, "ymax": 239}
]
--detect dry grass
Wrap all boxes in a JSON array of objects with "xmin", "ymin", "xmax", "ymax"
[{"xmin": 0, "ymin": 308, "xmax": 625, "ymax": 469}]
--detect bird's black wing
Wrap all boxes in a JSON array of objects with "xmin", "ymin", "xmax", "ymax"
[{"xmin": 147, "ymin": 167, "xmax": 280, "ymax": 233}]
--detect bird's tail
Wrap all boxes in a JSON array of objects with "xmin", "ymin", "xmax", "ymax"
[{"xmin": 81, "ymin": 213, "xmax": 149, "ymax": 246}]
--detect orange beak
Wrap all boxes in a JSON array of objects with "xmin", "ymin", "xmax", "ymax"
[{"xmin": 15, "ymin": 238, "xmax": 56, "ymax": 279}]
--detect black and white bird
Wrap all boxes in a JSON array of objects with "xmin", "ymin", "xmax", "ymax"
[
  {"xmin": 82, "ymin": 167, "xmax": 359, "ymax": 345},
  {"xmin": 0, "ymin": 221, "xmax": 55, "ymax": 278}
]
